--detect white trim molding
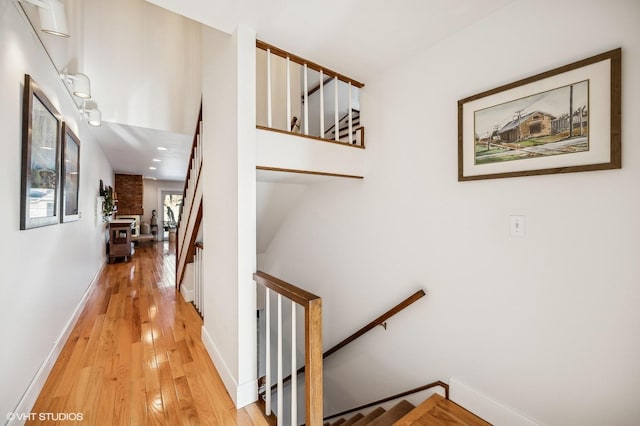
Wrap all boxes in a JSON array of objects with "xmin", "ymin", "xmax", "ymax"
[
  {"xmin": 7, "ymin": 265, "xmax": 105, "ymax": 426},
  {"xmin": 201, "ymin": 325, "xmax": 258, "ymax": 408},
  {"xmin": 450, "ymin": 377, "xmax": 542, "ymax": 426}
]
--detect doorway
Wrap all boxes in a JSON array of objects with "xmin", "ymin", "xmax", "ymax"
[{"xmin": 161, "ymin": 191, "xmax": 183, "ymax": 241}]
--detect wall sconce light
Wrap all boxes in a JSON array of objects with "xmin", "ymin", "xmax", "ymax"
[
  {"xmin": 82, "ymin": 101, "xmax": 101, "ymax": 127},
  {"xmin": 21, "ymin": 0, "xmax": 69, "ymax": 37},
  {"xmin": 60, "ymin": 73, "xmax": 91, "ymax": 98}
]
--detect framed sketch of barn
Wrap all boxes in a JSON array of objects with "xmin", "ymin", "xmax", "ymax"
[{"xmin": 458, "ymin": 48, "xmax": 621, "ymax": 181}]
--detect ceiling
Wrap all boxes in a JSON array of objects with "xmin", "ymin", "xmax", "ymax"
[
  {"xmin": 146, "ymin": 0, "xmax": 516, "ymax": 83},
  {"xmin": 22, "ymin": 0, "xmax": 516, "ymax": 182}
]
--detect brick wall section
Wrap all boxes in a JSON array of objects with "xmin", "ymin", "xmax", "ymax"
[{"xmin": 115, "ymin": 174, "xmax": 144, "ymax": 215}]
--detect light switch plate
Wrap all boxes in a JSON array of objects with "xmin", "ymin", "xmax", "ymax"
[{"xmin": 510, "ymin": 215, "xmax": 525, "ymax": 237}]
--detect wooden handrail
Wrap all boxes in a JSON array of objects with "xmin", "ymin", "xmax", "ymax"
[
  {"xmin": 323, "ymin": 381, "xmax": 449, "ymax": 422},
  {"xmin": 257, "ymin": 40, "xmax": 364, "ymax": 88},
  {"xmin": 182, "ymin": 102, "xmax": 203, "ymax": 209},
  {"xmin": 254, "ymin": 271, "xmax": 321, "ymax": 307},
  {"xmin": 272, "ymin": 289, "xmax": 426, "ymax": 390},
  {"xmin": 253, "ymin": 270, "xmax": 323, "ymax": 426},
  {"xmin": 324, "ymin": 289, "xmax": 425, "ymax": 358}
]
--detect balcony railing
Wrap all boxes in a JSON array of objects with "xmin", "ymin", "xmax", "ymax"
[{"xmin": 256, "ymin": 40, "xmax": 365, "ymax": 148}]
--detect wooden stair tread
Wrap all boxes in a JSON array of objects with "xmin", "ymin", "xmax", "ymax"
[
  {"xmin": 368, "ymin": 400, "xmax": 415, "ymax": 426},
  {"xmin": 341, "ymin": 413, "xmax": 365, "ymax": 425},
  {"xmin": 394, "ymin": 394, "xmax": 491, "ymax": 426},
  {"xmin": 351, "ymin": 407, "xmax": 386, "ymax": 426}
]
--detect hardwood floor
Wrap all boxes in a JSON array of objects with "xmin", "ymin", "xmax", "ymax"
[{"xmin": 28, "ymin": 241, "xmax": 268, "ymax": 425}]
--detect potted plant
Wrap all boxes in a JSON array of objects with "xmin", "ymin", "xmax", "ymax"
[{"xmin": 99, "ymin": 180, "xmax": 116, "ymax": 222}]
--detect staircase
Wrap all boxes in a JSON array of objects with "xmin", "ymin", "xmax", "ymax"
[
  {"xmin": 176, "ymin": 104, "xmax": 203, "ymax": 300},
  {"xmin": 325, "ymin": 394, "xmax": 490, "ymax": 426},
  {"xmin": 324, "ymin": 109, "xmax": 362, "ymax": 145}
]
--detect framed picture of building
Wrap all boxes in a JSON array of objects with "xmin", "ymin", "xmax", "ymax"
[
  {"xmin": 458, "ymin": 48, "xmax": 621, "ymax": 181},
  {"xmin": 61, "ymin": 123, "xmax": 80, "ymax": 222},
  {"xmin": 20, "ymin": 74, "xmax": 62, "ymax": 229}
]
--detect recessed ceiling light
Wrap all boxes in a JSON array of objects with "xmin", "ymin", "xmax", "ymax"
[
  {"xmin": 152, "ymin": 158, "xmax": 161, "ymax": 162},
  {"xmin": 157, "ymin": 147, "xmax": 167, "ymax": 151},
  {"xmin": 149, "ymin": 166, "xmax": 157, "ymax": 170}
]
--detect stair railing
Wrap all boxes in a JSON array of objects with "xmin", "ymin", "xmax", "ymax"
[
  {"xmin": 323, "ymin": 381, "xmax": 449, "ymax": 423},
  {"xmin": 176, "ymin": 103, "xmax": 203, "ymax": 290},
  {"xmin": 324, "ymin": 109, "xmax": 362, "ymax": 145},
  {"xmin": 254, "ymin": 271, "xmax": 323, "ymax": 426},
  {"xmin": 276, "ymin": 289, "xmax": 426, "ymax": 388},
  {"xmin": 256, "ymin": 40, "xmax": 366, "ymax": 148}
]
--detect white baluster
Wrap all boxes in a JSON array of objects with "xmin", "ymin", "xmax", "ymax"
[
  {"xmin": 319, "ymin": 70, "xmax": 324, "ymax": 137},
  {"xmin": 291, "ymin": 300, "xmax": 297, "ymax": 425},
  {"xmin": 198, "ymin": 247, "xmax": 202, "ymax": 312},
  {"xmin": 194, "ymin": 247, "xmax": 199, "ymax": 310},
  {"xmin": 277, "ymin": 294, "xmax": 283, "ymax": 425},
  {"xmin": 303, "ymin": 64, "xmax": 309, "ymax": 135},
  {"xmin": 265, "ymin": 288, "xmax": 271, "ymax": 415},
  {"xmin": 267, "ymin": 49, "xmax": 273, "ymax": 128},
  {"xmin": 199, "ymin": 247, "xmax": 204, "ymax": 317},
  {"xmin": 334, "ymin": 76, "xmax": 339, "ymax": 141},
  {"xmin": 286, "ymin": 56, "xmax": 291, "ymax": 131},
  {"xmin": 348, "ymin": 82, "xmax": 353, "ymax": 144}
]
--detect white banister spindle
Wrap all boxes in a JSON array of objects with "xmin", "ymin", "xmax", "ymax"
[
  {"xmin": 303, "ymin": 64, "xmax": 309, "ymax": 135},
  {"xmin": 199, "ymin": 247, "xmax": 204, "ymax": 317},
  {"xmin": 265, "ymin": 288, "xmax": 271, "ymax": 415},
  {"xmin": 334, "ymin": 76, "xmax": 339, "ymax": 141},
  {"xmin": 348, "ymin": 82, "xmax": 353, "ymax": 144},
  {"xmin": 286, "ymin": 56, "xmax": 291, "ymax": 131},
  {"xmin": 319, "ymin": 70, "xmax": 324, "ymax": 137},
  {"xmin": 267, "ymin": 49, "xmax": 272, "ymax": 128},
  {"xmin": 290, "ymin": 300, "xmax": 297, "ymax": 425},
  {"xmin": 277, "ymin": 294, "xmax": 283, "ymax": 425},
  {"xmin": 198, "ymin": 247, "xmax": 202, "ymax": 312},
  {"xmin": 194, "ymin": 247, "xmax": 199, "ymax": 310}
]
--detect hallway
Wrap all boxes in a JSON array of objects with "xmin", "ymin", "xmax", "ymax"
[{"xmin": 28, "ymin": 242, "xmax": 267, "ymax": 425}]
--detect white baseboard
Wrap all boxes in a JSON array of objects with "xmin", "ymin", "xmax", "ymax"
[
  {"xmin": 8, "ymin": 265, "xmax": 105, "ymax": 426},
  {"xmin": 180, "ymin": 284, "xmax": 194, "ymax": 302},
  {"xmin": 450, "ymin": 377, "xmax": 541, "ymax": 426},
  {"xmin": 201, "ymin": 325, "xmax": 257, "ymax": 409}
]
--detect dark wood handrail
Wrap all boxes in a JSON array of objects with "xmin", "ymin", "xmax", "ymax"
[
  {"xmin": 256, "ymin": 40, "xmax": 364, "ymax": 88},
  {"xmin": 181, "ymin": 102, "xmax": 203, "ymax": 215},
  {"xmin": 323, "ymin": 381, "xmax": 449, "ymax": 422},
  {"xmin": 270, "ymin": 289, "xmax": 426, "ymax": 391},
  {"xmin": 305, "ymin": 76, "xmax": 334, "ymax": 98},
  {"xmin": 324, "ymin": 289, "xmax": 425, "ymax": 358}
]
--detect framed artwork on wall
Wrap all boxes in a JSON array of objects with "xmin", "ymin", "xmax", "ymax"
[
  {"xmin": 20, "ymin": 74, "xmax": 62, "ymax": 229},
  {"xmin": 458, "ymin": 48, "xmax": 621, "ymax": 181},
  {"xmin": 61, "ymin": 123, "xmax": 80, "ymax": 222}
]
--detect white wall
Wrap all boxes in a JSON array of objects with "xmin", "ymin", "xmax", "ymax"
[
  {"xmin": 257, "ymin": 0, "xmax": 640, "ymax": 424},
  {"xmin": 83, "ymin": 0, "xmax": 201, "ymax": 134},
  {"xmin": 200, "ymin": 24, "xmax": 257, "ymax": 408},
  {"xmin": 256, "ymin": 128, "xmax": 366, "ymax": 178},
  {"xmin": 0, "ymin": 0, "xmax": 113, "ymax": 417},
  {"xmin": 256, "ymin": 48, "xmax": 302, "ymax": 132}
]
